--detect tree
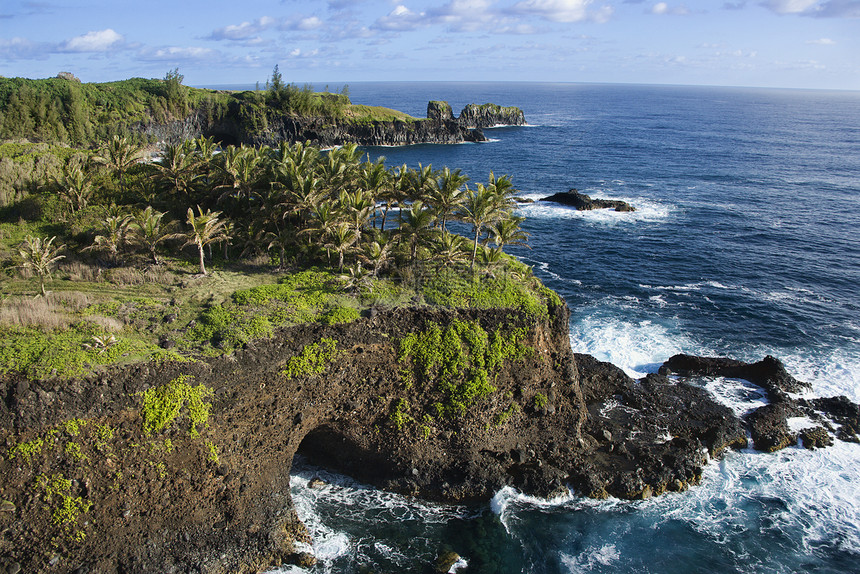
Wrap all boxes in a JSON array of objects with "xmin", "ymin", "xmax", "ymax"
[
  {"xmin": 90, "ymin": 210, "xmax": 133, "ymax": 264},
  {"xmin": 129, "ymin": 206, "xmax": 177, "ymax": 264},
  {"xmin": 360, "ymin": 237, "xmax": 392, "ymax": 278},
  {"xmin": 397, "ymin": 200, "xmax": 437, "ymax": 266},
  {"xmin": 53, "ymin": 157, "xmax": 94, "ymax": 214},
  {"xmin": 429, "ymin": 167, "xmax": 468, "ymax": 232},
  {"xmin": 19, "ymin": 235, "xmax": 65, "ymax": 297},
  {"xmin": 491, "ymin": 216, "xmax": 530, "ymax": 251},
  {"xmin": 433, "ymin": 231, "xmax": 468, "ymax": 267},
  {"xmin": 94, "ymin": 135, "xmax": 142, "ymax": 196},
  {"xmin": 325, "ymin": 223, "xmax": 356, "ymax": 272},
  {"xmin": 152, "ymin": 140, "xmax": 201, "ymax": 198},
  {"xmin": 183, "ymin": 207, "xmax": 231, "ymax": 275},
  {"xmin": 459, "ymin": 184, "xmax": 503, "ymax": 271}
]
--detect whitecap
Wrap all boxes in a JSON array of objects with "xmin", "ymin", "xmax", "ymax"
[{"xmin": 560, "ymin": 544, "xmax": 621, "ymax": 573}]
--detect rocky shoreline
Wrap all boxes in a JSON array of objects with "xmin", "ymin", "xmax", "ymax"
[
  {"xmin": 1, "ymin": 302, "xmax": 857, "ymax": 573},
  {"xmin": 139, "ymin": 101, "xmax": 527, "ymax": 149}
]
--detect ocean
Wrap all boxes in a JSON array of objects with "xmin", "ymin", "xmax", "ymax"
[{"xmin": 219, "ymin": 82, "xmax": 860, "ymax": 573}]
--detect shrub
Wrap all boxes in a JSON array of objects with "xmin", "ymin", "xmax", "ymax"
[
  {"xmin": 139, "ymin": 374, "xmax": 213, "ymax": 437},
  {"xmin": 281, "ymin": 338, "xmax": 338, "ymax": 379}
]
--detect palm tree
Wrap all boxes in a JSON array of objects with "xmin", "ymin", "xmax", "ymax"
[
  {"xmin": 129, "ymin": 206, "xmax": 177, "ymax": 264},
  {"xmin": 380, "ymin": 164, "xmax": 409, "ymax": 231},
  {"xmin": 341, "ymin": 189, "xmax": 375, "ymax": 245},
  {"xmin": 433, "ymin": 231, "xmax": 469, "ymax": 267},
  {"xmin": 215, "ymin": 145, "xmax": 263, "ymax": 204},
  {"xmin": 397, "ymin": 200, "xmax": 437, "ymax": 266},
  {"xmin": 359, "ymin": 158, "xmax": 390, "ymax": 228},
  {"xmin": 90, "ymin": 209, "xmax": 133, "ymax": 264},
  {"xmin": 429, "ymin": 167, "xmax": 469, "ymax": 232},
  {"xmin": 491, "ymin": 216, "xmax": 530, "ymax": 251},
  {"xmin": 459, "ymin": 184, "xmax": 503, "ymax": 270},
  {"xmin": 94, "ymin": 135, "xmax": 142, "ymax": 196},
  {"xmin": 406, "ymin": 163, "xmax": 438, "ymax": 204},
  {"xmin": 53, "ymin": 158, "xmax": 94, "ymax": 214},
  {"xmin": 152, "ymin": 141, "xmax": 201, "ymax": 198},
  {"xmin": 19, "ymin": 235, "xmax": 65, "ymax": 297},
  {"xmin": 360, "ymin": 238, "xmax": 392, "ymax": 278},
  {"xmin": 325, "ymin": 223, "xmax": 356, "ymax": 272},
  {"xmin": 183, "ymin": 206, "xmax": 230, "ymax": 275}
]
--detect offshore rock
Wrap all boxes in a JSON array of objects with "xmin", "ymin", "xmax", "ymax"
[
  {"xmin": 661, "ymin": 353, "xmax": 810, "ymax": 397},
  {"xmin": 660, "ymin": 354, "xmax": 860, "ymax": 453},
  {"xmin": 540, "ymin": 189, "xmax": 635, "ymax": 212},
  {"xmin": 457, "ymin": 103, "xmax": 526, "ymax": 128}
]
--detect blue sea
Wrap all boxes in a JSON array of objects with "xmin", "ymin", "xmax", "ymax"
[{"xmin": 212, "ymin": 82, "xmax": 860, "ymax": 573}]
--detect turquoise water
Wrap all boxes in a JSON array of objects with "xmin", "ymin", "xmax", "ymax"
[{"xmin": 237, "ymin": 82, "xmax": 860, "ymax": 573}]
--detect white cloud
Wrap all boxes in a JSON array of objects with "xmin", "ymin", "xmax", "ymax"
[
  {"xmin": 62, "ymin": 29, "xmax": 123, "ymax": 52},
  {"xmin": 209, "ymin": 17, "xmax": 276, "ymax": 41},
  {"xmin": 650, "ymin": 2, "xmax": 690, "ymax": 14},
  {"xmin": 761, "ymin": 0, "xmax": 860, "ymax": 17},
  {"xmin": 806, "ymin": 37, "xmax": 836, "ymax": 43},
  {"xmin": 760, "ymin": 0, "xmax": 818, "ymax": 14},
  {"xmin": 510, "ymin": 0, "xmax": 613, "ymax": 22},
  {"xmin": 140, "ymin": 46, "xmax": 218, "ymax": 61},
  {"xmin": 0, "ymin": 37, "xmax": 50, "ymax": 60},
  {"xmin": 372, "ymin": 5, "xmax": 428, "ymax": 31},
  {"xmin": 815, "ymin": 0, "xmax": 860, "ymax": 17}
]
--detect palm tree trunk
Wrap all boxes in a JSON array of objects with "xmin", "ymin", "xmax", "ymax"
[
  {"xmin": 471, "ymin": 227, "xmax": 481, "ymax": 271},
  {"xmin": 198, "ymin": 244, "xmax": 207, "ymax": 275}
]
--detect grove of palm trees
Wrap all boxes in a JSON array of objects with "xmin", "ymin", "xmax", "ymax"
[{"xmin": 1, "ymin": 132, "xmax": 555, "ymax": 373}]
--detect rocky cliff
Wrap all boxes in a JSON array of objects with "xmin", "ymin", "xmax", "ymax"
[
  {"xmin": 139, "ymin": 100, "xmax": 526, "ymax": 148},
  {"xmin": 0, "ymin": 302, "xmax": 856, "ymax": 573}
]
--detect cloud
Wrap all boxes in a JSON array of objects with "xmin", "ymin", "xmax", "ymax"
[
  {"xmin": 760, "ymin": 0, "xmax": 860, "ymax": 17},
  {"xmin": 372, "ymin": 5, "xmax": 428, "ymax": 31},
  {"xmin": 0, "ymin": 37, "xmax": 51, "ymax": 60},
  {"xmin": 510, "ymin": 0, "xmax": 610, "ymax": 22},
  {"xmin": 61, "ymin": 29, "xmax": 124, "ymax": 52},
  {"xmin": 426, "ymin": 0, "xmax": 505, "ymax": 31},
  {"xmin": 650, "ymin": 2, "xmax": 690, "ymax": 14},
  {"xmin": 209, "ymin": 17, "xmax": 276, "ymax": 41},
  {"xmin": 138, "ymin": 46, "xmax": 219, "ymax": 62},
  {"xmin": 806, "ymin": 37, "xmax": 836, "ymax": 43},
  {"xmin": 280, "ymin": 16, "xmax": 324, "ymax": 31},
  {"xmin": 760, "ymin": 0, "xmax": 817, "ymax": 13},
  {"xmin": 814, "ymin": 0, "xmax": 860, "ymax": 16},
  {"xmin": 723, "ymin": 1, "xmax": 747, "ymax": 8}
]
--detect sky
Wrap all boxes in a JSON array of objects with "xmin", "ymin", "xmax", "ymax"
[{"xmin": 1, "ymin": 0, "xmax": 858, "ymax": 90}]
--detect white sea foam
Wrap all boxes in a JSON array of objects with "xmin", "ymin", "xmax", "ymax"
[
  {"xmin": 569, "ymin": 312, "xmax": 696, "ymax": 378},
  {"xmin": 275, "ymin": 458, "xmax": 472, "ymax": 573},
  {"xmin": 449, "ymin": 557, "xmax": 469, "ymax": 572},
  {"xmin": 517, "ymin": 193, "xmax": 673, "ymax": 225},
  {"xmin": 560, "ymin": 544, "xmax": 621, "ymax": 573},
  {"xmin": 702, "ymin": 377, "xmax": 769, "ymax": 417}
]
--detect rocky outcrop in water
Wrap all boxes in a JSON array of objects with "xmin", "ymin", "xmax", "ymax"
[
  {"xmin": 1, "ymin": 306, "xmax": 857, "ymax": 573},
  {"xmin": 540, "ymin": 189, "xmax": 635, "ymax": 212},
  {"xmin": 661, "ymin": 353, "xmax": 859, "ymax": 451},
  {"xmin": 457, "ymin": 103, "xmax": 526, "ymax": 128}
]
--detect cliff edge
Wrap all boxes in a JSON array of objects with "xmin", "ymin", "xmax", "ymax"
[{"xmin": 2, "ymin": 298, "xmax": 817, "ymax": 573}]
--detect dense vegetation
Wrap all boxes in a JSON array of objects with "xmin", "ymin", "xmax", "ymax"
[
  {"xmin": 0, "ymin": 68, "xmax": 411, "ymax": 147},
  {"xmin": 0, "ymin": 125, "xmax": 553, "ymax": 378}
]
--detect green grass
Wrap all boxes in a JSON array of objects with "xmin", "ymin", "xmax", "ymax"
[
  {"xmin": 0, "ymin": 321, "xmax": 156, "ymax": 379},
  {"xmin": 343, "ymin": 105, "xmax": 417, "ymax": 124}
]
